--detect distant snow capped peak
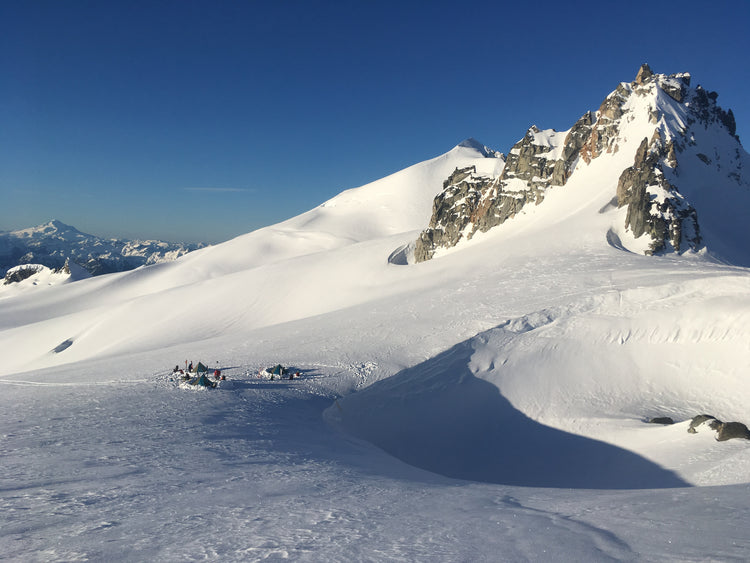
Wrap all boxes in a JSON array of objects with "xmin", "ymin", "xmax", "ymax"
[
  {"xmin": 46, "ymin": 219, "xmax": 76, "ymax": 230},
  {"xmin": 44, "ymin": 219, "xmax": 70, "ymax": 231},
  {"xmin": 456, "ymin": 138, "xmax": 504, "ymax": 159},
  {"xmin": 14, "ymin": 219, "xmax": 86, "ymax": 240}
]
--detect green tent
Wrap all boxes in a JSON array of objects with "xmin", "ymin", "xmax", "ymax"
[
  {"xmin": 266, "ymin": 364, "xmax": 288, "ymax": 375},
  {"xmin": 189, "ymin": 373, "xmax": 216, "ymax": 388},
  {"xmin": 194, "ymin": 362, "xmax": 208, "ymax": 373}
]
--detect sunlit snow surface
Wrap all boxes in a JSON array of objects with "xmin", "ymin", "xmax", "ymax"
[{"xmin": 2, "ymin": 140, "xmax": 750, "ymax": 561}]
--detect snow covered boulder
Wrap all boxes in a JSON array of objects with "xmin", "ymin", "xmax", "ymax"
[{"xmin": 687, "ymin": 415, "xmax": 750, "ymax": 441}]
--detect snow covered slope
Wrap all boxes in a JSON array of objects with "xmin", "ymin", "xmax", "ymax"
[
  {"xmin": 1, "ymin": 68, "xmax": 750, "ymax": 561},
  {"xmin": 0, "ymin": 141, "xmax": 503, "ymax": 375}
]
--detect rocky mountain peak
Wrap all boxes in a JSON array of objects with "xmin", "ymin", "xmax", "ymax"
[
  {"xmin": 635, "ymin": 63, "xmax": 654, "ymax": 85},
  {"xmin": 414, "ymin": 66, "xmax": 749, "ymax": 264}
]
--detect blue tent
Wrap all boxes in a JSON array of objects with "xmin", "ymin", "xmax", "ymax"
[{"xmin": 267, "ymin": 364, "xmax": 288, "ymax": 375}]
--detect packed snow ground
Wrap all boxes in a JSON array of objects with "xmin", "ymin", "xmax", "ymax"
[{"xmin": 1, "ymin": 141, "xmax": 750, "ymax": 561}]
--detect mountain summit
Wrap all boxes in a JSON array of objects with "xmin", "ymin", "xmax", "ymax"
[{"xmin": 415, "ymin": 64, "xmax": 750, "ymax": 264}]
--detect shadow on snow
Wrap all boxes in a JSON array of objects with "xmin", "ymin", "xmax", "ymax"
[{"xmin": 332, "ymin": 340, "xmax": 690, "ymax": 490}]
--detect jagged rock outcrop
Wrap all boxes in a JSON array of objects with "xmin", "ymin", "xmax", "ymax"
[
  {"xmin": 687, "ymin": 414, "xmax": 750, "ymax": 441},
  {"xmin": 414, "ymin": 64, "xmax": 747, "ymax": 263},
  {"xmin": 415, "ymin": 126, "xmax": 581, "ymax": 262},
  {"xmin": 3, "ymin": 264, "xmax": 44, "ymax": 285},
  {"xmin": 579, "ymin": 84, "xmax": 629, "ymax": 163},
  {"xmin": 414, "ymin": 167, "xmax": 488, "ymax": 262},
  {"xmin": 616, "ymin": 135, "xmax": 701, "ymax": 254},
  {"xmin": 55, "ymin": 258, "xmax": 72, "ymax": 276},
  {"xmin": 687, "ymin": 414, "xmax": 718, "ymax": 433}
]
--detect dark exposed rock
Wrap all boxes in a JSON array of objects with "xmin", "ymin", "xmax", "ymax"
[
  {"xmin": 415, "ymin": 123, "xmax": 588, "ymax": 263},
  {"xmin": 616, "ymin": 136, "xmax": 701, "ymax": 255},
  {"xmin": 442, "ymin": 166, "xmax": 476, "ymax": 189},
  {"xmin": 553, "ymin": 112, "xmax": 594, "ymax": 184},
  {"xmin": 635, "ymin": 63, "xmax": 654, "ymax": 85},
  {"xmin": 687, "ymin": 86, "xmax": 738, "ymax": 139},
  {"xmin": 720, "ymin": 108, "xmax": 737, "ymax": 137},
  {"xmin": 687, "ymin": 414, "xmax": 750, "ymax": 441},
  {"xmin": 414, "ymin": 168, "xmax": 496, "ymax": 263},
  {"xmin": 502, "ymin": 126, "xmax": 562, "ymax": 188},
  {"xmin": 580, "ymin": 85, "xmax": 630, "ymax": 163},
  {"xmin": 715, "ymin": 421, "xmax": 750, "ymax": 441},
  {"xmin": 632, "ymin": 65, "xmax": 690, "ymax": 103},
  {"xmin": 661, "ymin": 80, "xmax": 685, "ymax": 103},
  {"xmin": 687, "ymin": 414, "xmax": 718, "ymax": 433},
  {"xmin": 54, "ymin": 258, "xmax": 72, "ymax": 275},
  {"xmin": 648, "ymin": 417, "xmax": 675, "ymax": 425},
  {"xmin": 53, "ymin": 339, "xmax": 74, "ymax": 353},
  {"xmin": 3, "ymin": 264, "xmax": 44, "ymax": 285}
]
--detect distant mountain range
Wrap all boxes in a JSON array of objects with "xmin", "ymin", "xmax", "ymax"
[{"xmin": 0, "ymin": 220, "xmax": 206, "ymax": 277}]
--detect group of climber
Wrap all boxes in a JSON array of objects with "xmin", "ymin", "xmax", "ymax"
[
  {"xmin": 173, "ymin": 360, "xmax": 225, "ymax": 382},
  {"xmin": 171, "ymin": 361, "xmax": 303, "ymax": 389},
  {"xmin": 260, "ymin": 364, "xmax": 301, "ymax": 380}
]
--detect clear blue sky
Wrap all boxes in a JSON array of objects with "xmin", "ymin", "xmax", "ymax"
[{"xmin": 2, "ymin": 0, "xmax": 749, "ymax": 244}]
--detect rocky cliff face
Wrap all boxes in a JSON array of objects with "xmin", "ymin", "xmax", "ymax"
[
  {"xmin": 414, "ymin": 64, "xmax": 748, "ymax": 262},
  {"xmin": 616, "ymin": 135, "xmax": 700, "ymax": 255}
]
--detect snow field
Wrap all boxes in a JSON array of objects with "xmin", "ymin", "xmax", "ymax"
[{"xmin": 1, "ymin": 124, "xmax": 750, "ymax": 560}]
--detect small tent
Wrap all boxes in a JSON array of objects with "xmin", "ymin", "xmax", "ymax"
[
  {"xmin": 189, "ymin": 373, "xmax": 217, "ymax": 388},
  {"xmin": 194, "ymin": 362, "xmax": 209, "ymax": 373},
  {"xmin": 266, "ymin": 364, "xmax": 288, "ymax": 376}
]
